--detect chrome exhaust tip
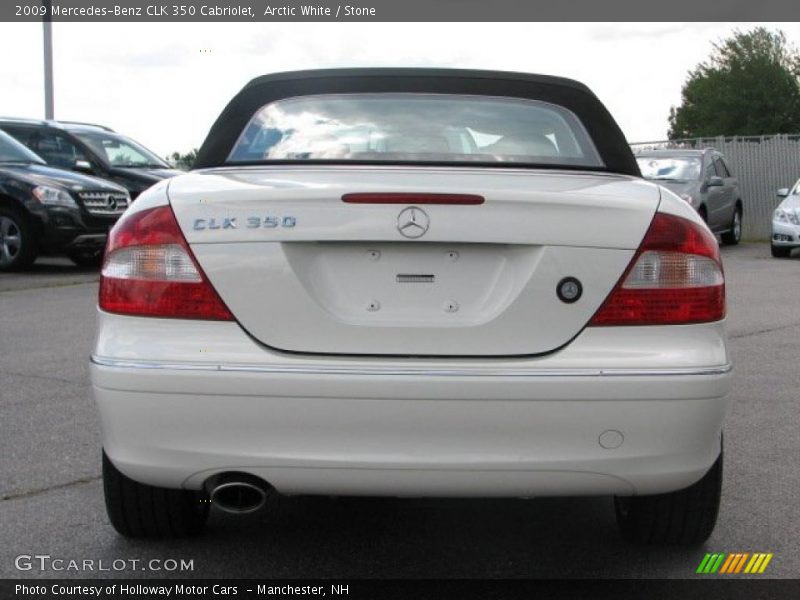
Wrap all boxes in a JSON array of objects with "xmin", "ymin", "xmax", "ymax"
[{"xmin": 209, "ymin": 480, "xmax": 268, "ymax": 514}]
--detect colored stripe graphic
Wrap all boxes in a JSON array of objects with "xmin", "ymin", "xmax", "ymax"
[
  {"xmin": 749, "ymin": 554, "xmax": 766, "ymax": 573},
  {"xmin": 744, "ymin": 554, "xmax": 760, "ymax": 573},
  {"xmin": 719, "ymin": 553, "xmax": 736, "ymax": 574},
  {"xmin": 710, "ymin": 553, "xmax": 726, "ymax": 573},
  {"xmin": 698, "ymin": 552, "xmax": 772, "ymax": 574},
  {"xmin": 695, "ymin": 552, "xmax": 711, "ymax": 573},
  {"xmin": 703, "ymin": 553, "xmax": 723, "ymax": 573},
  {"xmin": 697, "ymin": 553, "xmax": 713, "ymax": 574},
  {"xmin": 741, "ymin": 553, "xmax": 774, "ymax": 574},
  {"xmin": 734, "ymin": 553, "xmax": 750, "ymax": 573},
  {"xmin": 758, "ymin": 554, "xmax": 773, "ymax": 573}
]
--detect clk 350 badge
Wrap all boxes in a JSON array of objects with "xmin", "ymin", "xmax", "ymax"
[{"xmin": 193, "ymin": 216, "xmax": 296, "ymax": 230}]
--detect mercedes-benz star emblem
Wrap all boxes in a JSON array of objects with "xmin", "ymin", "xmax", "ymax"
[
  {"xmin": 396, "ymin": 206, "xmax": 430, "ymax": 239},
  {"xmin": 105, "ymin": 195, "xmax": 118, "ymax": 210}
]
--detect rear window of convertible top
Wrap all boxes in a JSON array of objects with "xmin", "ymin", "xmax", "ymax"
[{"xmin": 227, "ymin": 93, "xmax": 604, "ymax": 168}]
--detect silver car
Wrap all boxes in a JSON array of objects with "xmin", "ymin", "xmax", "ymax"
[
  {"xmin": 772, "ymin": 181, "xmax": 800, "ymax": 257},
  {"xmin": 636, "ymin": 149, "xmax": 743, "ymax": 245}
]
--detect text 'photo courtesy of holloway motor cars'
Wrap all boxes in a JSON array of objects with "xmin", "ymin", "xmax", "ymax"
[{"xmin": 90, "ymin": 69, "xmax": 732, "ymax": 545}]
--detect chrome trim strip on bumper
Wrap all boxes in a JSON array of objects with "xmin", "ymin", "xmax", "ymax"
[
  {"xmin": 67, "ymin": 234, "xmax": 108, "ymax": 249},
  {"xmin": 90, "ymin": 355, "xmax": 732, "ymax": 378},
  {"xmin": 71, "ymin": 234, "xmax": 108, "ymax": 243}
]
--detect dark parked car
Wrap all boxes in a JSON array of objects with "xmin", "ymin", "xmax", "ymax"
[
  {"xmin": 0, "ymin": 129, "xmax": 130, "ymax": 270},
  {"xmin": 0, "ymin": 118, "xmax": 181, "ymax": 199},
  {"xmin": 635, "ymin": 148, "xmax": 743, "ymax": 245}
]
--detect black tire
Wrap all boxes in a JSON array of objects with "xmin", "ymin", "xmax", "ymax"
[
  {"xmin": 720, "ymin": 206, "xmax": 742, "ymax": 246},
  {"xmin": 614, "ymin": 449, "xmax": 722, "ymax": 545},
  {"xmin": 102, "ymin": 451, "xmax": 209, "ymax": 538},
  {"xmin": 68, "ymin": 249, "xmax": 104, "ymax": 268},
  {"xmin": 0, "ymin": 207, "xmax": 38, "ymax": 271},
  {"xmin": 771, "ymin": 244, "xmax": 792, "ymax": 258}
]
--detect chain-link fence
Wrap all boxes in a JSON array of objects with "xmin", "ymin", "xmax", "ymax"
[{"xmin": 630, "ymin": 135, "xmax": 800, "ymax": 240}]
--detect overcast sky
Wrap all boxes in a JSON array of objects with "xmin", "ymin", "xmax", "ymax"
[{"xmin": 1, "ymin": 22, "xmax": 799, "ymax": 158}]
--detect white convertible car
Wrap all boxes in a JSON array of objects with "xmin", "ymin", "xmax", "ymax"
[{"xmin": 91, "ymin": 69, "xmax": 732, "ymax": 544}]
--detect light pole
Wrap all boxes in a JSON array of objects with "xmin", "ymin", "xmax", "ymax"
[{"xmin": 43, "ymin": 0, "xmax": 54, "ymax": 119}]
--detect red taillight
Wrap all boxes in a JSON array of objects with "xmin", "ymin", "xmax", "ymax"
[
  {"xmin": 589, "ymin": 212, "xmax": 725, "ymax": 326},
  {"xmin": 99, "ymin": 206, "xmax": 233, "ymax": 320}
]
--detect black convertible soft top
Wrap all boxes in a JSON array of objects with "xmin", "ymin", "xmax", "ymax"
[{"xmin": 194, "ymin": 68, "xmax": 640, "ymax": 176}]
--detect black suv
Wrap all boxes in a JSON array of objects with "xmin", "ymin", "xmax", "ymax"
[
  {"xmin": 0, "ymin": 129, "xmax": 130, "ymax": 270},
  {"xmin": 0, "ymin": 118, "xmax": 181, "ymax": 199}
]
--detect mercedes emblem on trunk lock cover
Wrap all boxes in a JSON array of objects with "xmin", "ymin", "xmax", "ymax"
[{"xmin": 557, "ymin": 277, "xmax": 583, "ymax": 303}]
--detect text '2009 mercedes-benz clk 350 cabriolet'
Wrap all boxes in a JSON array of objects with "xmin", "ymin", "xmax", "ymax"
[{"xmin": 91, "ymin": 69, "xmax": 732, "ymax": 544}]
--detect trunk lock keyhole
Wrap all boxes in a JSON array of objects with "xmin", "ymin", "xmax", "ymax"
[
  {"xmin": 367, "ymin": 300, "xmax": 381, "ymax": 312},
  {"xmin": 443, "ymin": 300, "xmax": 459, "ymax": 313}
]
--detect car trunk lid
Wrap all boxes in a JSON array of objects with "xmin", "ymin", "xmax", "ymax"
[{"xmin": 169, "ymin": 166, "xmax": 659, "ymax": 356}]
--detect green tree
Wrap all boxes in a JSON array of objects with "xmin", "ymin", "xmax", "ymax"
[
  {"xmin": 668, "ymin": 28, "xmax": 800, "ymax": 139},
  {"xmin": 168, "ymin": 148, "xmax": 199, "ymax": 170}
]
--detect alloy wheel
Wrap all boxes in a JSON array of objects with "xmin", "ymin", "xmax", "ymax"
[{"xmin": 0, "ymin": 215, "xmax": 22, "ymax": 267}]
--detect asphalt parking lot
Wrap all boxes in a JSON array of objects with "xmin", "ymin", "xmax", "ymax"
[{"xmin": 1, "ymin": 243, "xmax": 798, "ymax": 579}]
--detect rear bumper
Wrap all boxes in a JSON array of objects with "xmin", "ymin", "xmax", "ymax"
[{"xmin": 91, "ymin": 313, "xmax": 732, "ymax": 498}]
